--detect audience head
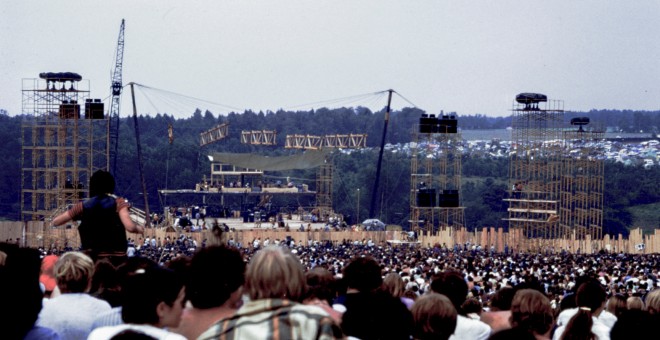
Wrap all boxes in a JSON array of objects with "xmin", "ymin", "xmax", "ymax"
[
  {"xmin": 90, "ymin": 258, "xmax": 120, "ymax": 306},
  {"xmin": 509, "ymin": 289, "xmax": 554, "ymax": 337},
  {"xmin": 575, "ymin": 279, "xmax": 606, "ymax": 314},
  {"xmin": 186, "ymin": 245, "xmax": 245, "ymax": 309},
  {"xmin": 430, "ymin": 270, "xmax": 468, "ymax": 312},
  {"xmin": 646, "ymin": 288, "xmax": 660, "ymax": 314},
  {"xmin": 461, "ymin": 297, "xmax": 482, "ymax": 316},
  {"xmin": 489, "ymin": 286, "xmax": 515, "ymax": 311},
  {"xmin": 303, "ymin": 266, "xmax": 337, "ymax": 305},
  {"xmin": 121, "ymin": 265, "xmax": 185, "ymax": 328},
  {"xmin": 89, "ymin": 170, "xmax": 116, "ymax": 197},
  {"xmin": 606, "ymin": 294, "xmax": 627, "ymax": 318},
  {"xmin": 245, "ymin": 245, "xmax": 306, "ymax": 301},
  {"xmin": 0, "ymin": 243, "xmax": 43, "ymax": 339},
  {"xmin": 54, "ymin": 251, "xmax": 95, "ymax": 293},
  {"xmin": 343, "ymin": 256, "xmax": 382, "ymax": 292},
  {"xmin": 561, "ymin": 279, "xmax": 606, "ymax": 340},
  {"xmin": 383, "ymin": 272, "xmax": 406, "ymax": 298},
  {"xmin": 626, "ymin": 296, "xmax": 644, "ymax": 310},
  {"xmin": 411, "ymin": 293, "xmax": 457, "ymax": 340}
]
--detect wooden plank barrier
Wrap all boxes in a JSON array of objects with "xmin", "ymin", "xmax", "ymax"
[{"xmin": 1, "ymin": 221, "xmax": 658, "ymax": 254}]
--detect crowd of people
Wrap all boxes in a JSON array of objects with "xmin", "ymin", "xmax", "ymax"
[
  {"xmin": 2, "ymin": 237, "xmax": 659, "ymax": 340},
  {"xmin": 3, "ymin": 171, "xmax": 659, "ymax": 339}
]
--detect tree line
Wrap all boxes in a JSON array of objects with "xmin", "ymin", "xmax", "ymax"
[{"xmin": 1, "ymin": 108, "xmax": 658, "ymax": 236}]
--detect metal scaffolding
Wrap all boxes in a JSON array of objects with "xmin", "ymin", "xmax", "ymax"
[
  {"xmin": 410, "ymin": 116, "xmax": 464, "ymax": 233},
  {"xmin": 506, "ymin": 99, "xmax": 565, "ymax": 249},
  {"xmin": 560, "ymin": 128, "xmax": 605, "ymax": 246},
  {"xmin": 21, "ymin": 76, "xmax": 108, "ymax": 222},
  {"xmin": 506, "ymin": 97, "xmax": 604, "ymax": 251},
  {"xmin": 315, "ymin": 158, "xmax": 333, "ymax": 221}
]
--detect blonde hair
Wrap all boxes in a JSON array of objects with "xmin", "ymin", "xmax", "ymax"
[
  {"xmin": 245, "ymin": 246, "xmax": 306, "ymax": 301},
  {"xmin": 646, "ymin": 289, "xmax": 660, "ymax": 314},
  {"xmin": 383, "ymin": 273, "xmax": 405, "ymax": 298},
  {"xmin": 411, "ymin": 293, "xmax": 457, "ymax": 340},
  {"xmin": 54, "ymin": 252, "xmax": 95, "ymax": 293},
  {"xmin": 627, "ymin": 296, "xmax": 644, "ymax": 311}
]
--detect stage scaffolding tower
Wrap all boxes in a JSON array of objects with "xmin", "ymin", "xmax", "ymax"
[
  {"xmin": 410, "ymin": 114, "xmax": 464, "ymax": 233},
  {"xmin": 560, "ymin": 125, "xmax": 604, "ymax": 250},
  {"xmin": 505, "ymin": 95, "xmax": 604, "ymax": 251},
  {"xmin": 505, "ymin": 97, "xmax": 565, "ymax": 250},
  {"xmin": 21, "ymin": 74, "xmax": 109, "ymax": 222},
  {"xmin": 315, "ymin": 158, "xmax": 333, "ymax": 221}
]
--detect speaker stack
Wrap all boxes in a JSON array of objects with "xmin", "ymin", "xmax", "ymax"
[
  {"xmin": 84, "ymin": 99, "xmax": 104, "ymax": 119},
  {"xmin": 59, "ymin": 100, "xmax": 80, "ymax": 119},
  {"xmin": 439, "ymin": 190, "xmax": 459, "ymax": 207},
  {"xmin": 417, "ymin": 188, "xmax": 437, "ymax": 207}
]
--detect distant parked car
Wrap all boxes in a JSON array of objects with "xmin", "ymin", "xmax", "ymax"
[{"xmin": 361, "ymin": 218, "xmax": 385, "ymax": 231}]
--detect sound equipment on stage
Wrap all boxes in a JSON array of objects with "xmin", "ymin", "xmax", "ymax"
[
  {"xmin": 84, "ymin": 99, "xmax": 104, "ymax": 119},
  {"xmin": 417, "ymin": 188, "xmax": 436, "ymax": 207},
  {"xmin": 438, "ymin": 115, "xmax": 457, "ymax": 133},
  {"xmin": 439, "ymin": 189, "xmax": 459, "ymax": 207},
  {"xmin": 59, "ymin": 100, "xmax": 80, "ymax": 119}
]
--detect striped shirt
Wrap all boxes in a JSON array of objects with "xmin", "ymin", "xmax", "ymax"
[{"xmin": 198, "ymin": 298, "xmax": 345, "ymax": 340}]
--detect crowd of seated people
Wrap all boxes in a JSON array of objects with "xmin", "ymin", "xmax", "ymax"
[{"xmin": 2, "ymin": 239, "xmax": 659, "ymax": 339}]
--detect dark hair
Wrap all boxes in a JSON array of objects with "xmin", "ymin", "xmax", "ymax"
[
  {"xmin": 121, "ymin": 266, "xmax": 184, "ymax": 324},
  {"xmin": 490, "ymin": 286, "xmax": 515, "ymax": 311},
  {"xmin": 343, "ymin": 256, "xmax": 382, "ymax": 292},
  {"xmin": 303, "ymin": 267, "xmax": 337, "ymax": 305},
  {"xmin": 111, "ymin": 329, "xmax": 157, "ymax": 340},
  {"xmin": 461, "ymin": 297, "xmax": 482, "ymax": 315},
  {"xmin": 90, "ymin": 258, "xmax": 120, "ymax": 307},
  {"xmin": 561, "ymin": 279, "xmax": 605, "ymax": 340},
  {"xmin": 430, "ymin": 270, "xmax": 468, "ymax": 312},
  {"xmin": 186, "ymin": 245, "xmax": 245, "ymax": 309},
  {"xmin": 0, "ymin": 243, "xmax": 43, "ymax": 339},
  {"xmin": 561, "ymin": 308, "xmax": 594, "ymax": 340},
  {"xmin": 90, "ymin": 170, "xmax": 116, "ymax": 197}
]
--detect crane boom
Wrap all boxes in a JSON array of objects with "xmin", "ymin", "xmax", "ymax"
[{"xmin": 109, "ymin": 19, "xmax": 125, "ymax": 174}]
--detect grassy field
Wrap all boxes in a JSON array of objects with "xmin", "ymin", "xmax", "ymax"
[{"xmin": 628, "ymin": 202, "xmax": 660, "ymax": 234}]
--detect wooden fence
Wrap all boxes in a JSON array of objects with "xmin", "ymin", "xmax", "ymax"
[{"xmin": 1, "ymin": 221, "xmax": 658, "ymax": 254}]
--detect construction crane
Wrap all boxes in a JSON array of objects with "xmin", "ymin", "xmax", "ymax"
[{"xmin": 109, "ymin": 19, "xmax": 125, "ymax": 175}]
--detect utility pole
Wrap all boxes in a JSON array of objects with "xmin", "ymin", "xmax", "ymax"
[
  {"xmin": 369, "ymin": 89, "xmax": 393, "ymax": 219},
  {"xmin": 356, "ymin": 188, "xmax": 360, "ymax": 223},
  {"xmin": 130, "ymin": 83, "xmax": 151, "ymax": 227}
]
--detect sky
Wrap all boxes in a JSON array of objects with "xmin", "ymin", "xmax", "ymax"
[{"xmin": 2, "ymin": 1, "xmax": 660, "ymax": 118}]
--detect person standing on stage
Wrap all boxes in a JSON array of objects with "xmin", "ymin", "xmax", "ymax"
[{"xmin": 53, "ymin": 170, "xmax": 144, "ymax": 265}]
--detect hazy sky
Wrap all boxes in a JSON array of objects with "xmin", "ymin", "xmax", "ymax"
[{"xmin": 2, "ymin": 1, "xmax": 660, "ymax": 118}]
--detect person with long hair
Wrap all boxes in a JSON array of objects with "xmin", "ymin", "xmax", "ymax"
[
  {"xmin": 53, "ymin": 170, "xmax": 144, "ymax": 265},
  {"xmin": 553, "ymin": 279, "xmax": 610, "ymax": 340}
]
